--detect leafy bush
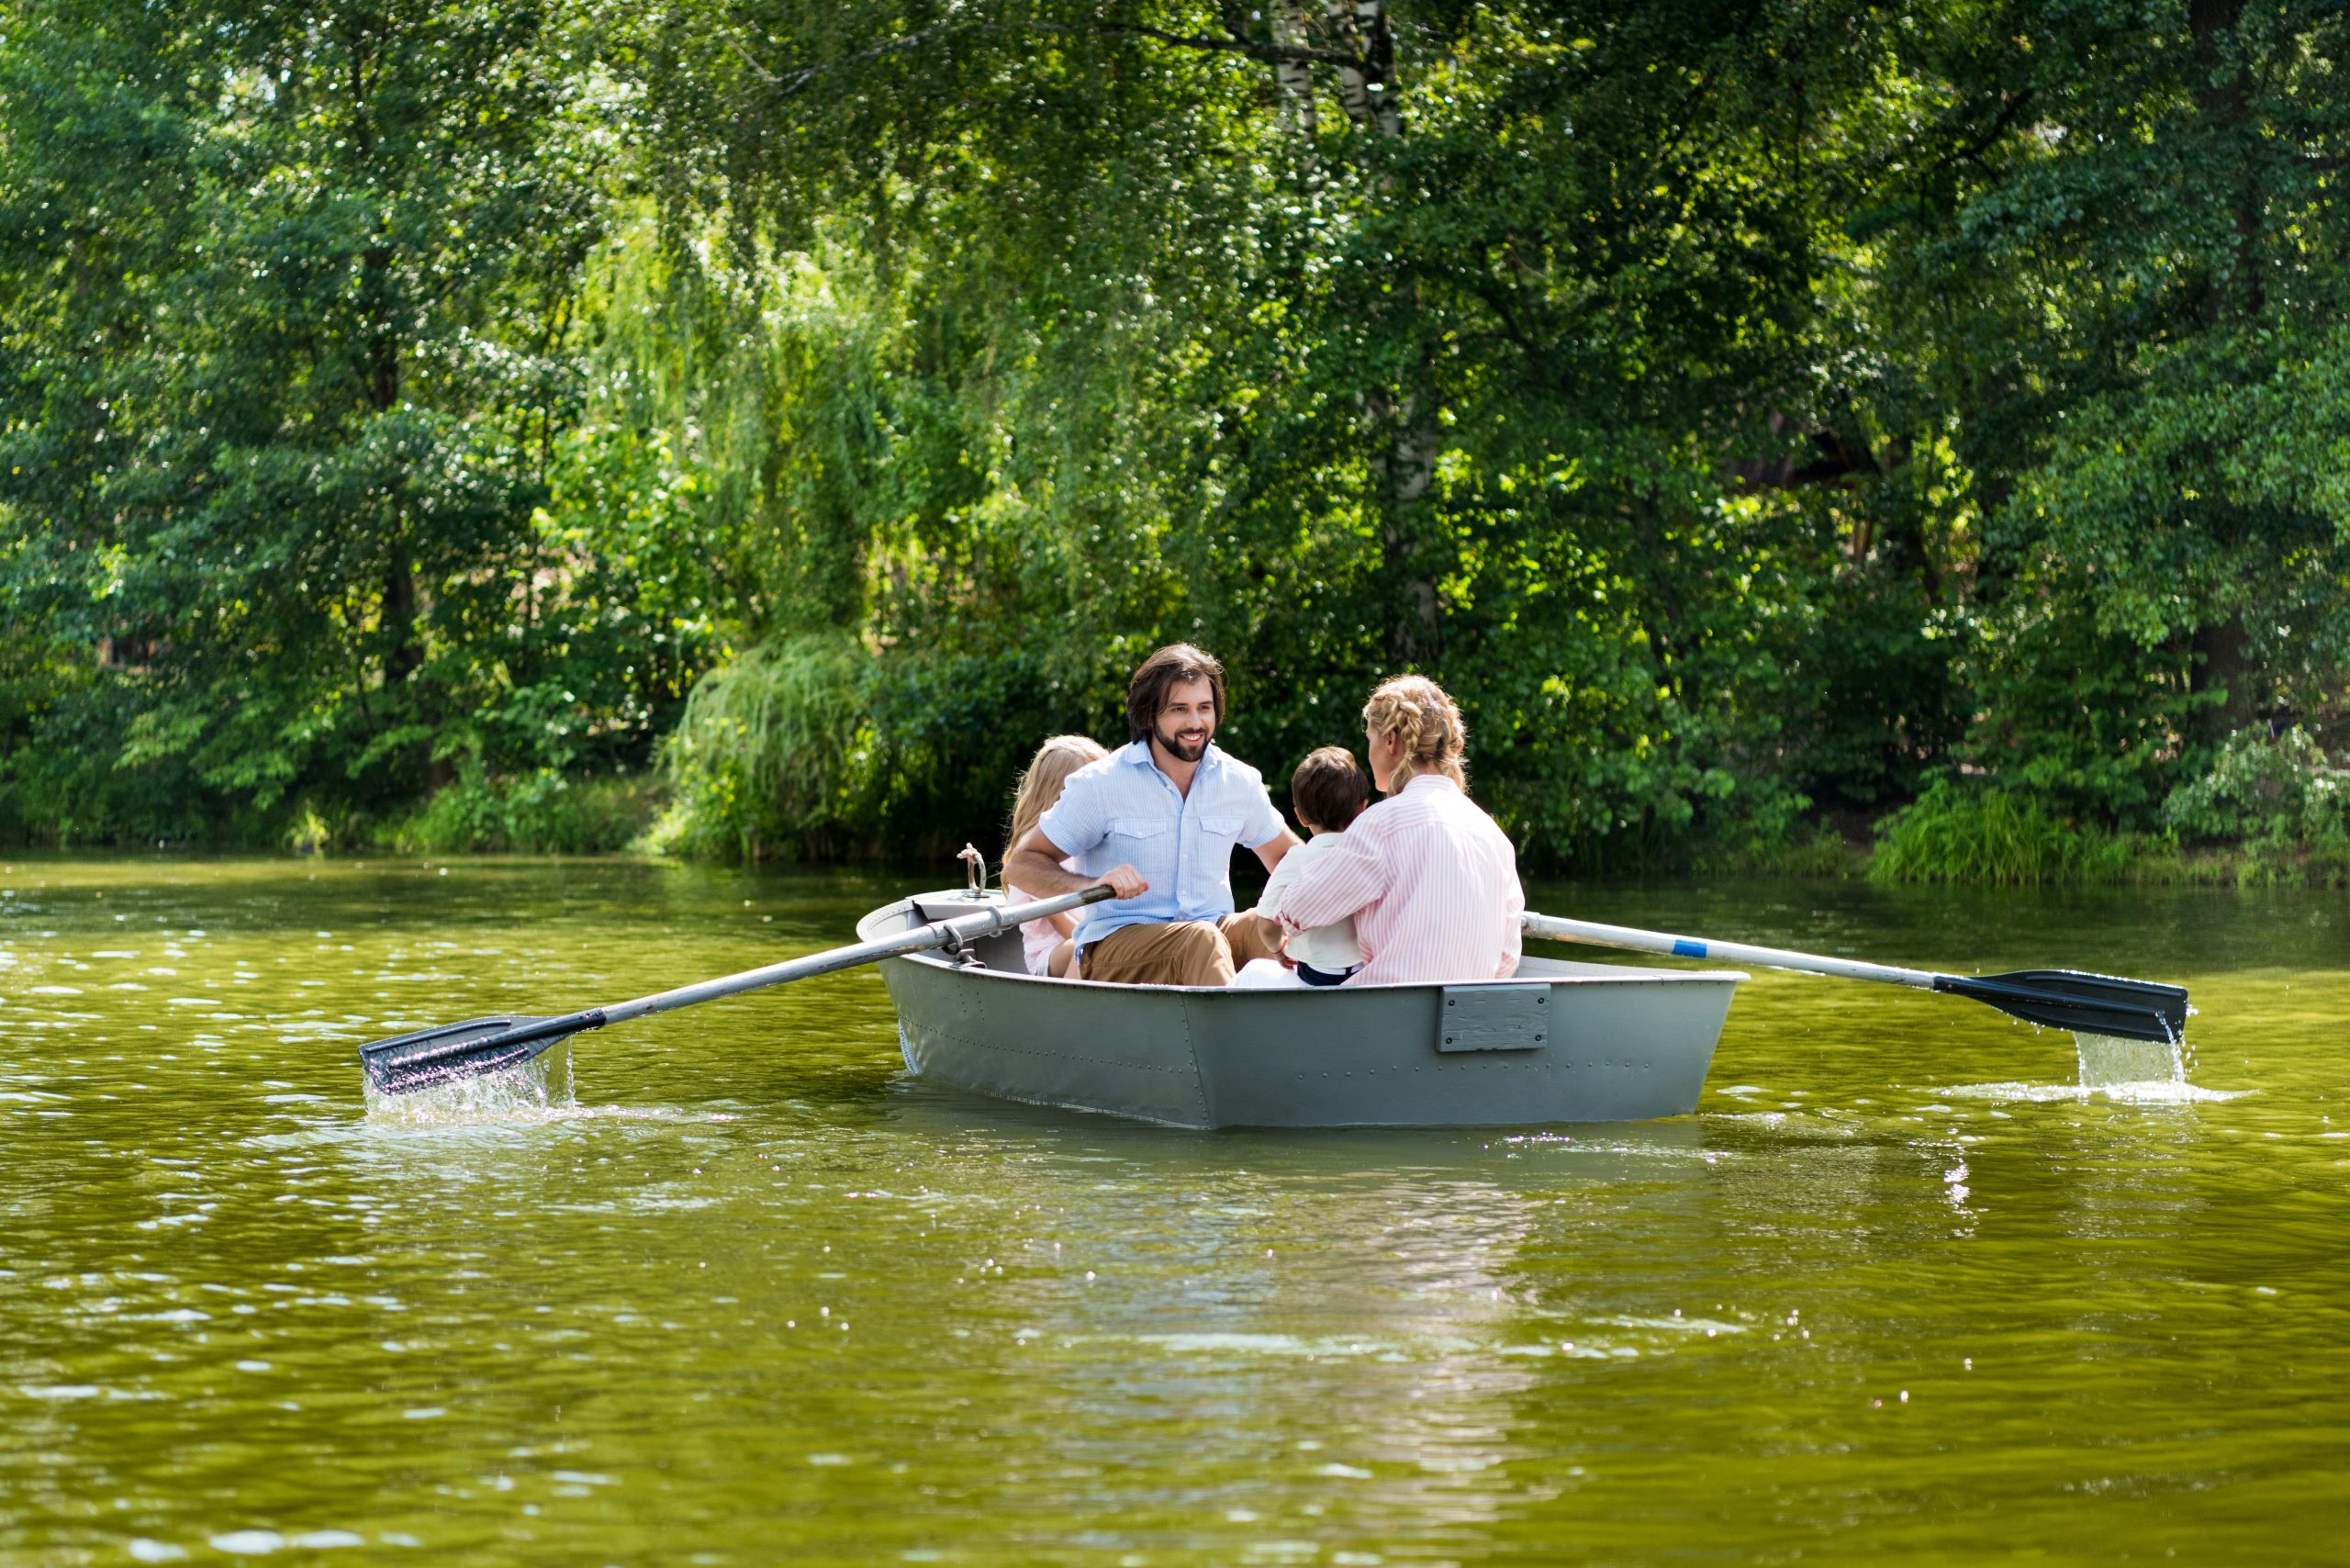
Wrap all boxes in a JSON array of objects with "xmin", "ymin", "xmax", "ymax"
[
  {"xmin": 2162, "ymin": 727, "xmax": 2350, "ymax": 852},
  {"xmin": 377, "ymin": 770, "xmax": 659, "ymax": 855},
  {"xmin": 1953, "ymin": 589, "xmax": 2218, "ymax": 830},
  {"xmin": 1701, "ymin": 826, "xmax": 1865, "ymax": 879},
  {"xmin": 648, "ymin": 633, "xmax": 1127, "ymax": 865},
  {"xmin": 0, "ymin": 656, "xmax": 277, "ymax": 847},
  {"xmin": 649, "ymin": 635, "xmax": 878, "ymax": 862}
]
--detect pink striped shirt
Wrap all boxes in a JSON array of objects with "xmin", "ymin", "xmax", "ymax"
[{"xmin": 1272, "ymin": 774, "xmax": 1524, "ymax": 986}]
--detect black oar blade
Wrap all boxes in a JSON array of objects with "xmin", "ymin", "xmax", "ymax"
[
  {"xmin": 1931, "ymin": 969, "xmax": 2189, "ymax": 1044},
  {"xmin": 358, "ymin": 1011, "xmax": 604, "ymax": 1096}
]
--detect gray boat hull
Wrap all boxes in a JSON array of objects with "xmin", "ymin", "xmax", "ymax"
[{"xmin": 859, "ymin": 893, "xmax": 1745, "ymax": 1129}]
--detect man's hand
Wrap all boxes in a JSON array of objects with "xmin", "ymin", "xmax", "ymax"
[
  {"xmin": 1005, "ymin": 828, "xmax": 1149, "ymax": 903},
  {"xmin": 1100, "ymin": 863, "xmax": 1148, "ymax": 901}
]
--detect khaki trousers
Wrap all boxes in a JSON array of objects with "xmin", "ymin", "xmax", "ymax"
[{"xmin": 1080, "ymin": 909, "xmax": 1284, "ymax": 988}]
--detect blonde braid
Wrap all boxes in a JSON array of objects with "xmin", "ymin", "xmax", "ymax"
[{"xmin": 1363, "ymin": 676, "xmax": 1469, "ymax": 795}]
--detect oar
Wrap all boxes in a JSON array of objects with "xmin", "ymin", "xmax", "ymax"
[
  {"xmin": 1521, "ymin": 912, "xmax": 2189, "ymax": 1044},
  {"xmin": 357, "ymin": 885, "xmax": 1116, "ymax": 1096}
]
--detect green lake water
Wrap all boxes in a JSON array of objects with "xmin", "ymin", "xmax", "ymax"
[{"xmin": 2, "ymin": 855, "xmax": 2344, "ymax": 1565}]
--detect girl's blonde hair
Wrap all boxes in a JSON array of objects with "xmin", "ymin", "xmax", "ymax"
[
  {"xmin": 1008, "ymin": 734, "xmax": 1110, "ymax": 858},
  {"xmin": 1362, "ymin": 675, "xmax": 1469, "ymax": 795}
]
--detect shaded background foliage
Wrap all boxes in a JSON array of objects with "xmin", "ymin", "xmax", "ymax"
[{"xmin": 5, "ymin": 0, "xmax": 2348, "ymax": 876}]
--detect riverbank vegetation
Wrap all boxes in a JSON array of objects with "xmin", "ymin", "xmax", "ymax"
[{"xmin": 6, "ymin": 2, "xmax": 2348, "ymax": 884}]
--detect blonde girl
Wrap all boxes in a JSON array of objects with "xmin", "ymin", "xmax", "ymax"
[{"xmin": 1004, "ymin": 735, "xmax": 1110, "ymax": 977}]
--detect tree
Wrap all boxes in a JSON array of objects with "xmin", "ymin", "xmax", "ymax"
[
  {"xmin": 0, "ymin": 0, "xmax": 690, "ymax": 837},
  {"xmin": 1859, "ymin": 0, "xmax": 2350, "ymax": 818},
  {"xmin": 625, "ymin": 0, "xmax": 1920, "ymax": 861}
]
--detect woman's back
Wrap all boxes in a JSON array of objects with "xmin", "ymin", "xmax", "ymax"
[{"xmin": 1276, "ymin": 774, "xmax": 1522, "ymax": 986}]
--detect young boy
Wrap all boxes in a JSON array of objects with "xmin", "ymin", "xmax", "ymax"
[{"xmin": 1233, "ymin": 746, "xmax": 1371, "ymax": 988}]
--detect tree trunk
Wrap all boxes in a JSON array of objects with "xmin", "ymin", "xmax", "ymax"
[
  {"xmin": 2183, "ymin": 0, "xmax": 2266, "ymax": 747},
  {"xmin": 2190, "ymin": 613, "xmax": 2262, "ymax": 748},
  {"xmin": 1316, "ymin": 0, "xmax": 1437, "ymax": 665},
  {"xmin": 2188, "ymin": 0, "xmax": 2261, "ymax": 321},
  {"xmin": 1322, "ymin": 0, "xmax": 1401, "ymax": 138},
  {"xmin": 348, "ymin": 17, "xmax": 442, "ymax": 788},
  {"xmin": 1271, "ymin": 1, "xmax": 1318, "ymax": 137}
]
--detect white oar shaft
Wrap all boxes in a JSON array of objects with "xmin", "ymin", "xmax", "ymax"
[
  {"xmin": 599, "ymin": 888, "xmax": 1104, "ymax": 1026},
  {"xmin": 1521, "ymin": 912, "xmax": 1939, "ymax": 991}
]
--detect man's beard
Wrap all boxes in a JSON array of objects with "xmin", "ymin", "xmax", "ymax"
[{"xmin": 1154, "ymin": 720, "xmax": 1212, "ymax": 764}]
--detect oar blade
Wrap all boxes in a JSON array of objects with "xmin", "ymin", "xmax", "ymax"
[
  {"xmin": 358, "ymin": 1012, "xmax": 599, "ymax": 1096},
  {"xmin": 1932, "ymin": 969, "xmax": 2189, "ymax": 1044}
]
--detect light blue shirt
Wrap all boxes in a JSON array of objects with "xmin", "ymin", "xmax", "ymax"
[{"xmin": 1039, "ymin": 741, "xmax": 1289, "ymax": 953}]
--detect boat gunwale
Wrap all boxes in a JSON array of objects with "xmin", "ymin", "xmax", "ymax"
[{"xmin": 856, "ymin": 892, "xmax": 1749, "ymax": 994}]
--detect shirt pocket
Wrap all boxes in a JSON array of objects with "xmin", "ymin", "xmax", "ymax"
[
  {"xmin": 1105, "ymin": 816, "xmax": 1172, "ymax": 855},
  {"xmin": 1192, "ymin": 814, "xmax": 1247, "ymax": 890}
]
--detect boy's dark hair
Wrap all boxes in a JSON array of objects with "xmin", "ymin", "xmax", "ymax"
[
  {"xmin": 1291, "ymin": 745, "xmax": 1371, "ymax": 833},
  {"xmin": 1125, "ymin": 643, "xmax": 1227, "ymax": 744}
]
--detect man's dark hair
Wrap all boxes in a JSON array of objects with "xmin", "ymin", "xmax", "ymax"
[
  {"xmin": 1290, "ymin": 745, "xmax": 1371, "ymax": 833},
  {"xmin": 1126, "ymin": 643, "xmax": 1227, "ymax": 745}
]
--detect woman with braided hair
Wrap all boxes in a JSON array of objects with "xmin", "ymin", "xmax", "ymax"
[{"xmin": 1270, "ymin": 675, "xmax": 1525, "ymax": 986}]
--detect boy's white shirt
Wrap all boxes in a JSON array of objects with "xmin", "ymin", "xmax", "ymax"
[{"xmin": 1257, "ymin": 830, "xmax": 1364, "ymax": 971}]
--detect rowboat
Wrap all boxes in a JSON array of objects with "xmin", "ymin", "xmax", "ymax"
[
  {"xmin": 856, "ymin": 890, "xmax": 1748, "ymax": 1129},
  {"xmin": 361, "ymin": 875, "xmax": 2186, "ymax": 1107}
]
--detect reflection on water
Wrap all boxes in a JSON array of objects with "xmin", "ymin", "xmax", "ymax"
[{"xmin": 2, "ymin": 856, "xmax": 2346, "ymax": 1562}]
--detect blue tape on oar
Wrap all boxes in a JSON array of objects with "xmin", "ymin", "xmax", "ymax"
[{"xmin": 1672, "ymin": 938, "xmax": 1707, "ymax": 958}]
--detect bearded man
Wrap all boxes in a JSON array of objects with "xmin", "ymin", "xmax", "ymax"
[{"xmin": 1002, "ymin": 643, "xmax": 1298, "ymax": 986}]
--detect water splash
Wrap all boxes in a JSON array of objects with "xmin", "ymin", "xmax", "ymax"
[
  {"xmin": 2073, "ymin": 1030, "xmax": 2187, "ymax": 1090},
  {"xmin": 2051, "ymin": 1028, "xmax": 2237, "ymax": 1102},
  {"xmin": 363, "ymin": 1037, "xmax": 577, "ymax": 1124},
  {"xmin": 1943, "ymin": 1026, "xmax": 2237, "ymax": 1104}
]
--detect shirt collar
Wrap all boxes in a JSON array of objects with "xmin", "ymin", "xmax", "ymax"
[
  {"xmin": 1121, "ymin": 738, "xmax": 1225, "ymax": 778},
  {"xmin": 1402, "ymin": 772, "xmax": 1459, "ymax": 795}
]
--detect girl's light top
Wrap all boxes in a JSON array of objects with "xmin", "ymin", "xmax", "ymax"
[
  {"xmin": 1256, "ymin": 832, "xmax": 1365, "ymax": 972},
  {"xmin": 1006, "ymin": 858, "xmax": 1078, "ymax": 977},
  {"xmin": 1271, "ymin": 774, "xmax": 1522, "ymax": 986}
]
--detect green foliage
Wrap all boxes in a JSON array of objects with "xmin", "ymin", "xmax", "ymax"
[
  {"xmin": 0, "ymin": 0, "xmax": 710, "ymax": 843},
  {"xmin": 8, "ymin": 1, "xmax": 2350, "ymax": 879},
  {"xmin": 376, "ymin": 770, "xmax": 660, "ymax": 857},
  {"xmin": 1871, "ymin": 779, "xmax": 2143, "ymax": 888},
  {"xmin": 1699, "ymin": 827, "xmax": 1865, "ymax": 880},
  {"xmin": 651, "ymin": 636, "xmax": 878, "ymax": 863},
  {"xmin": 0, "ymin": 653, "xmax": 271, "ymax": 847},
  {"xmin": 608, "ymin": 0, "xmax": 1940, "ymax": 868},
  {"xmin": 1955, "ymin": 595, "xmax": 2219, "ymax": 826},
  {"xmin": 1860, "ymin": 0, "xmax": 2350, "ymax": 808},
  {"xmin": 2163, "ymin": 728, "xmax": 2350, "ymax": 854}
]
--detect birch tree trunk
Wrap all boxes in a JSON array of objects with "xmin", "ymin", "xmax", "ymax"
[
  {"xmin": 1317, "ymin": 0, "xmax": 1437, "ymax": 665},
  {"xmin": 1323, "ymin": 0, "xmax": 1402, "ymax": 138},
  {"xmin": 1271, "ymin": 0, "xmax": 1319, "ymax": 138}
]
